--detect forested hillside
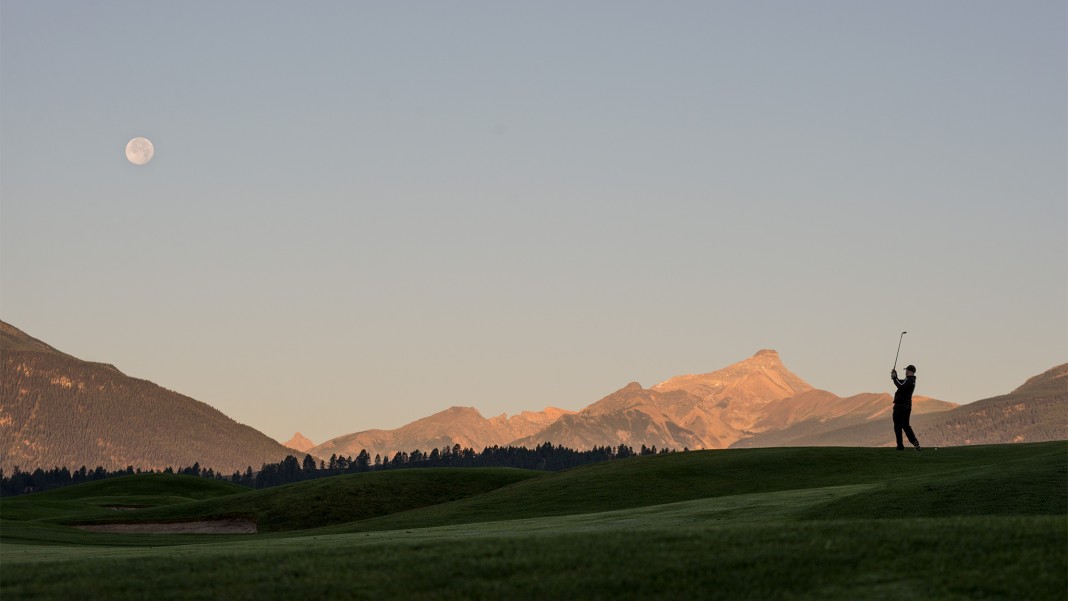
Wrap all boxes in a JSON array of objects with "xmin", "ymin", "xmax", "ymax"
[{"xmin": 1, "ymin": 321, "xmax": 301, "ymax": 473}]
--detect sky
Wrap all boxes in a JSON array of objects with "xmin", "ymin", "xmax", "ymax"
[{"xmin": 2, "ymin": 1, "xmax": 1065, "ymax": 445}]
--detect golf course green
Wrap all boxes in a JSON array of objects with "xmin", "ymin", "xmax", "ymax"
[{"xmin": 2, "ymin": 442, "xmax": 1064, "ymax": 600}]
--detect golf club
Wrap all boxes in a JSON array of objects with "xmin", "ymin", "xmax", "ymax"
[{"xmin": 893, "ymin": 331, "xmax": 907, "ymax": 371}]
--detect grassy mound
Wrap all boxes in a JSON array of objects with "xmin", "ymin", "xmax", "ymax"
[
  {"xmin": 11, "ymin": 472, "xmax": 247, "ymax": 501},
  {"xmin": 60, "ymin": 468, "xmax": 541, "ymax": 532},
  {"xmin": 323, "ymin": 442, "xmax": 1066, "ymax": 533},
  {"xmin": 0, "ymin": 473, "xmax": 247, "ymax": 522},
  {"xmin": 801, "ymin": 444, "xmax": 1067, "ymax": 519},
  {"xmin": 7, "ymin": 443, "xmax": 1062, "ymax": 534},
  {"xmin": 2, "ymin": 442, "xmax": 1065, "ymax": 600}
]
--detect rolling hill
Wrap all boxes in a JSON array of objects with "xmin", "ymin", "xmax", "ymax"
[
  {"xmin": 2, "ymin": 442, "xmax": 1064, "ymax": 600},
  {"xmin": 11, "ymin": 441, "xmax": 1064, "ymax": 534}
]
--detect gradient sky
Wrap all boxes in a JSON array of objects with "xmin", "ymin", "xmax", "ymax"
[{"xmin": 2, "ymin": 1, "xmax": 1065, "ymax": 445}]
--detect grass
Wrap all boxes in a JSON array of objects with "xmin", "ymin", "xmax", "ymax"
[
  {"xmin": 0, "ymin": 473, "xmax": 247, "ymax": 522},
  {"xmin": 313, "ymin": 441, "xmax": 1066, "ymax": 533},
  {"xmin": 2, "ymin": 442, "xmax": 1065, "ymax": 600},
  {"xmin": 43, "ymin": 468, "xmax": 542, "ymax": 532}
]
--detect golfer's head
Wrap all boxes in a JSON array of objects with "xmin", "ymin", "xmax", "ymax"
[{"xmin": 905, "ymin": 365, "xmax": 916, "ymax": 376}]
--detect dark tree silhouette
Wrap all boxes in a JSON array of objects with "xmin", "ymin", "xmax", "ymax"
[{"xmin": 2, "ymin": 442, "xmax": 666, "ymax": 496}]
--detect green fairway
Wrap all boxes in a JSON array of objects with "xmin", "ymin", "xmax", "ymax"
[
  {"xmin": 39, "ymin": 468, "xmax": 543, "ymax": 532},
  {"xmin": 2, "ymin": 443, "xmax": 1065, "ymax": 600}
]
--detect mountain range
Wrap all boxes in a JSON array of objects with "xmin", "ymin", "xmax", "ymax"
[
  {"xmin": 2, "ymin": 320, "xmax": 1064, "ymax": 473},
  {"xmin": 305, "ymin": 348, "xmax": 965, "ymax": 459},
  {"xmin": 731, "ymin": 362, "xmax": 1068, "ymax": 449}
]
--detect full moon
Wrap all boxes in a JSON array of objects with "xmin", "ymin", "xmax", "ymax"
[{"xmin": 125, "ymin": 137, "xmax": 154, "ymax": 165}]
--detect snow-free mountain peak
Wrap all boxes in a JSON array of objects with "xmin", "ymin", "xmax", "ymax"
[
  {"xmin": 652, "ymin": 349, "xmax": 812, "ymax": 403},
  {"xmin": 283, "ymin": 432, "xmax": 316, "ymax": 453}
]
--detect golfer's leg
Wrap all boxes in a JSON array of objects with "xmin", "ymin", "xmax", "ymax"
[
  {"xmin": 904, "ymin": 426, "xmax": 919, "ymax": 446},
  {"xmin": 902, "ymin": 406, "xmax": 920, "ymax": 447},
  {"xmin": 893, "ymin": 408, "xmax": 905, "ymax": 448}
]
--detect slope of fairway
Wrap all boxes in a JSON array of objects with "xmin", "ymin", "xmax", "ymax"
[
  {"xmin": 58, "ymin": 468, "xmax": 541, "ymax": 532},
  {"xmin": 11, "ymin": 472, "xmax": 247, "ymax": 501},
  {"xmin": 321, "ymin": 442, "xmax": 1066, "ymax": 533},
  {"xmin": 10, "ymin": 444, "xmax": 1063, "ymax": 537},
  {"xmin": 2, "ymin": 443, "xmax": 1065, "ymax": 600},
  {"xmin": 3, "ymin": 509, "xmax": 1064, "ymax": 600},
  {"xmin": 801, "ymin": 444, "xmax": 1067, "ymax": 519},
  {"xmin": 0, "ymin": 474, "xmax": 247, "ymax": 522}
]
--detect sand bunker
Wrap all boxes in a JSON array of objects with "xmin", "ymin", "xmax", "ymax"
[{"xmin": 76, "ymin": 519, "xmax": 257, "ymax": 534}]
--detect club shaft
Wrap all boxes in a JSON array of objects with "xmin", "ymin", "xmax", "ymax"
[{"xmin": 894, "ymin": 332, "xmax": 906, "ymax": 370}]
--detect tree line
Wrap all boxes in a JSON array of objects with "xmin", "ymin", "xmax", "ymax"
[{"xmin": 1, "ymin": 442, "xmax": 678, "ymax": 497}]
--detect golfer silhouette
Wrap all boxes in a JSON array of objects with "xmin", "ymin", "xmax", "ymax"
[{"xmin": 890, "ymin": 365, "xmax": 921, "ymax": 450}]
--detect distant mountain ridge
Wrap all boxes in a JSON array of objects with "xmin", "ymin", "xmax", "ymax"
[
  {"xmin": 310, "ymin": 406, "xmax": 575, "ymax": 461},
  {"xmin": 0, "ymin": 321, "xmax": 303, "ymax": 473},
  {"xmin": 5, "ymin": 319, "xmax": 1062, "ymax": 473},
  {"xmin": 312, "ymin": 349, "xmax": 970, "ymax": 459},
  {"xmin": 733, "ymin": 362, "xmax": 1068, "ymax": 448}
]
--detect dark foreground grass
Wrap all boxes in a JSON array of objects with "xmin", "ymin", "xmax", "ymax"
[
  {"xmin": 0, "ymin": 473, "xmax": 247, "ymax": 522},
  {"xmin": 801, "ymin": 444, "xmax": 1067, "ymax": 520},
  {"xmin": 3, "ymin": 469, "xmax": 541, "ymax": 533},
  {"xmin": 319, "ymin": 441, "xmax": 1067, "ymax": 534},
  {"xmin": 2, "ymin": 442, "xmax": 1065, "ymax": 600},
  {"xmin": 13, "ymin": 443, "xmax": 1059, "ymax": 534},
  {"xmin": 17, "ymin": 472, "xmax": 248, "ymax": 501},
  {"xmin": 2, "ymin": 516, "xmax": 1062, "ymax": 600}
]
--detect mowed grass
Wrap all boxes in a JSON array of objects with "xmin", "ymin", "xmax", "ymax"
[
  {"xmin": 38, "ymin": 468, "xmax": 542, "ymax": 533},
  {"xmin": 2, "ymin": 442, "xmax": 1065, "ymax": 600},
  {"xmin": 0, "ymin": 473, "xmax": 247, "ymax": 522},
  {"xmin": 316, "ymin": 442, "xmax": 1067, "ymax": 534}
]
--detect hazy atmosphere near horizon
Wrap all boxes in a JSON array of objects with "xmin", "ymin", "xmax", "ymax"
[{"xmin": 2, "ymin": 1, "xmax": 1064, "ymax": 444}]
